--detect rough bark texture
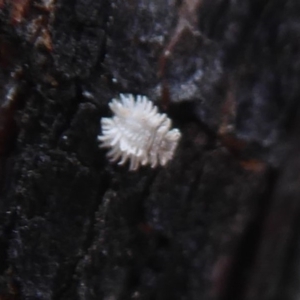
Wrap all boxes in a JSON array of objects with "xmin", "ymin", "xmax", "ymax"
[{"xmin": 0, "ymin": 0, "xmax": 299, "ymax": 300}]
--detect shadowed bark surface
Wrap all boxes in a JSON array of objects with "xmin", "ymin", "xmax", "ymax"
[{"xmin": 0, "ymin": 0, "xmax": 299, "ymax": 300}]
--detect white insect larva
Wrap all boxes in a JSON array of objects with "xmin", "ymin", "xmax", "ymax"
[{"xmin": 97, "ymin": 94, "xmax": 181, "ymax": 171}]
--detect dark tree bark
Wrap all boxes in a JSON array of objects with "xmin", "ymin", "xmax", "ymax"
[{"xmin": 0, "ymin": 1, "xmax": 299, "ymax": 300}]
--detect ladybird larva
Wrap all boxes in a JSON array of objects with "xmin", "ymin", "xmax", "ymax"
[{"xmin": 97, "ymin": 93, "xmax": 181, "ymax": 171}]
